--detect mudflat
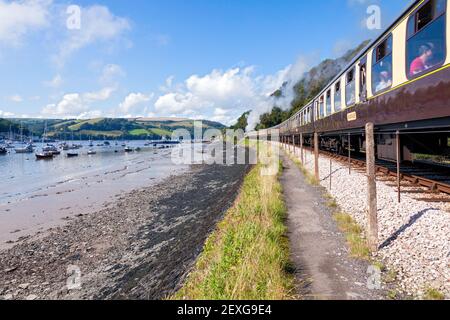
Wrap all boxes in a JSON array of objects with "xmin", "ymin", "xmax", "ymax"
[{"xmin": 0, "ymin": 154, "xmax": 252, "ymax": 300}]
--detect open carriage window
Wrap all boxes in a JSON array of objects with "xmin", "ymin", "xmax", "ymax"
[
  {"xmin": 372, "ymin": 35, "xmax": 393, "ymax": 94},
  {"xmin": 407, "ymin": 0, "xmax": 446, "ymax": 78}
]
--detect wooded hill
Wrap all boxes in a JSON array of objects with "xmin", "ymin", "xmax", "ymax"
[{"xmin": 1, "ymin": 118, "xmax": 226, "ymax": 140}]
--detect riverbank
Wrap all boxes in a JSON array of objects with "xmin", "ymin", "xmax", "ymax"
[
  {"xmin": 174, "ymin": 158, "xmax": 294, "ymax": 300},
  {"xmin": 0, "ymin": 150, "xmax": 252, "ymax": 300},
  {"xmin": 0, "ymin": 147, "xmax": 187, "ymax": 249}
]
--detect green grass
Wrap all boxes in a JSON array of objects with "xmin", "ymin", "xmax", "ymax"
[
  {"xmin": 68, "ymin": 118, "xmax": 104, "ymax": 131},
  {"xmin": 129, "ymin": 129, "xmax": 149, "ymax": 136},
  {"xmin": 423, "ymin": 287, "xmax": 445, "ymax": 300},
  {"xmin": 333, "ymin": 212, "xmax": 370, "ymax": 260},
  {"xmin": 78, "ymin": 130, "xmax": 123, "ymax": 138},
  {"xmin": 172, "ymin": 161, "xmax": 294, "ymax": 300},
  {"xmin": 149, "ymin": 128, "xmax": 172, "ymax": 137},
  {"xmin": 129, "ymin": 128, "xmax": 172, "ymax": 137}
]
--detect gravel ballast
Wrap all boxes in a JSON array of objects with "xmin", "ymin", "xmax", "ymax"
[{"xmin": 285, "ymin": 144, "xmax": 449, "ymax": 299}]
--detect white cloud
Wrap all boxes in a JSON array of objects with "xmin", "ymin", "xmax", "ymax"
[
  {"xmin": 0, "ymin": 110, "xmax": 15, "ymax": 117},
  {"xmin": 83, "ymin": 87, "xmax": 116, "ymax": 101},
  {"xmin": 44, "ymin": 74, "xmax": 63, "ymax": 88},
  {"xmin": 118, "ymin": 92, "xmax": 153, "ymax": 114},
  {"xmin": 56, "ymin": 5, "xmax": 130, "ymax": 65},
  {"xmin": 0, "ymin": 0, "xmax": 50, "ymax": 46},
  {"xmin": 100, "ymin": 64, "xmax": 125, "ymax": 85},
  {"xmin": 41, "ymin": 86, "xmax": 115, "ymax": 118},
  {"xmin": 9, "ymin": 94, "xmax": 23, "ymax": 103},
  {"xmin": 41, "ymin": 93, "xmax": 85, "ymax": 118},
  {"xmin": 153, "ymin": 63, "xmax": 309, "ymax": 129}
]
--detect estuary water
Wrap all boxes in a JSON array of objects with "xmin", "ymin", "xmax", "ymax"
[{"xmin": 0, "ymin": 141, "xmax": 189, "ymax": 248}]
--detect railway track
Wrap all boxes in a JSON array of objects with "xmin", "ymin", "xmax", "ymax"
[{"xmin": 290, "ymin": 144, "xmax": 450, "ymax": 199}]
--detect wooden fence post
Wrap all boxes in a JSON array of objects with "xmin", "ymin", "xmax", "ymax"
[
  {"xmin": 366, "ymin": 123, "xmax": 378, "ymax": 252},
  {"xmin": 314, "ymin": 132, "xmax": 319, "ymax": 181},
  {"xmin": 300, "ymin": 133, "xmax": 304, "ymax": 164}
]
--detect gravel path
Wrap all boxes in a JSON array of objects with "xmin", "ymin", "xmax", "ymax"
[
  {"xmin": 0, "ymin": 152, "xmax": 252, "ymax": 300},
  {"xmin": 285, "ymin": 144, "xmax": 450, "ymax": 299},
  {"xmin": 281, "ymin": 153, "xmax": 386, "ymax": 300}
]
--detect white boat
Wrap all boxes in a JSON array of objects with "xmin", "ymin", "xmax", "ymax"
[
  {"xmin": 36, "ymin": 122, "xmax": 54, "ymax": 160},
  {"xmin": 15, "ymin": 143, "xmax": 34, "ymax": 154}
]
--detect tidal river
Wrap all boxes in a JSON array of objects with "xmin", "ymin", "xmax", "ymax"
[{"xmin": 0, "ymin": 141, "xmax": 188, "ymax": 248}]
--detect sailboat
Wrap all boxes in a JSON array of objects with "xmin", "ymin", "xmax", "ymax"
[
  {"xmin": 67, "ymin": 132, "xmax": 79, "ymax": 157},
  {"xmin": 15, "ymin": 122, "xmax": 34, "ymax": 154},
  {"xmin": 36, "ymin": 123, "xmax": 54, "ymax": 160},
  {"xmin": 4, "ymin": 125, "xmax": 14, "ymax": 148}
]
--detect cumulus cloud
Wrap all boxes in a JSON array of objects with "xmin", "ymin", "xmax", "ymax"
[
  {"xmin": 118, "ymin": 92, "xmax": 153, "ymax": 114},
  {"xmin": 0, "ymin": 109, "xmax": 15, "ymax": 117},
  {"xmin": 153, "ymin": 59, "xmax": 312, "ymax": 129},
  {"xmin": 41, "ymin": 93, "xmax": 85, "ymax": 118},
  {"xmin": 56, "ymin": 5, "xmax": 130, "ymax": 65},
  {"xmin": 100, "ymin": 64, "xmax": 125, "ymax": 85},
  {"xmin": 41, "ymin": 86, "xmax": 116, "ymax": 118},
  {"xmin": 0, "ymin": 0, "xmax": 50, "ymax": 46},
  {"xmin": 83, "ymin": 87, "xmax": 116, "ymax": 102}
]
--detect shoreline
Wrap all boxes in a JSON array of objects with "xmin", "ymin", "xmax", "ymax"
[
  {"xmin": 0, "ymin": 155, "xmax": 252, "ymax": 300},
  {"xmin": 0, "ymin": 149, "xmax": 187, "ymax": 250}
]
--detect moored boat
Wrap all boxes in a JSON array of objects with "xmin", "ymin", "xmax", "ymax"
[
  {"xmin": 15, "ymin": 143, "xmax": 34, "ymax": 154},
  {"xmin": 35, "ymin": 151, "xmax": 54, "ymax": 160},
  {"xmin": 67, "ymin": 152, "xmax": 79, "ymax": 158}
]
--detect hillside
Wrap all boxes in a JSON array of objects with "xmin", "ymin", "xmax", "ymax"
[
  {"xmin": 2, "ymin": 118, "xmax": 226, "ymax": 140},
  {"xmin": 253, "ymin": 40, "xmax": 371, "ymax": 130}
]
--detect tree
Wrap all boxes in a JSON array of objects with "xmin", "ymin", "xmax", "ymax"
[{"xmin": 230, "ymin": 111, "xmax": 251, "ymax": 131}]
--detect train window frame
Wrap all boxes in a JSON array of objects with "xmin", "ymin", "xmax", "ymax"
[
  {"xmin": 334, "ymin": 81, "xmax": 342, "ymax": 112},
  {"xmin": 319, "ymin": 95, "xmax": 325, "ymax": 119},
  {"xmin": 406, "ymin": 0, "xmax": 447, "ymax": 80},
  {"xmin": 372, "ymin": 34, "xmax": 393, "ymax": 95},
  {"xmin": 326, "ymin": 89, "xmax": 332, "ymax": 117},
  {"xmin": 345, "ymin": 67, "xmax": 356, "ymax": 107}
]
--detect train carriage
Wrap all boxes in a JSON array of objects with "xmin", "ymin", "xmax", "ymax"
[{"xmin": 276, "ymin": 0, "xmax": 450, "ymax": 162}]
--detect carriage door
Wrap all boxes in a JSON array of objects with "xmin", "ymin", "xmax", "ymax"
[{"xmin": 359, "ymin": 56, "xmax": 367, "ymax": 102}]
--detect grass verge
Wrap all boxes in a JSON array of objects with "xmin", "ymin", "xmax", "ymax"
[{"xmin": 172, "ymin": 160, "xmax": 294, "ymax": 300}]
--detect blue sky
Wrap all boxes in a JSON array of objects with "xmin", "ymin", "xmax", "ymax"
[{"xmin": 0, "ymin": 0, "xmax": 412, "ymax": 126}]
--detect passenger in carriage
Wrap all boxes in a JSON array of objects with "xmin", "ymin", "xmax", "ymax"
[
  {"xmin": 375, "ymin": 70, "xmax": 392, "ymax": 92},
  {"xmin": 409, "ymin": 42, "xmax": 435, "ymax": 75}
]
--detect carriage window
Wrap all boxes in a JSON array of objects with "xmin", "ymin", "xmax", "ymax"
[
  {"xmin": 407, "ymin": 0, "xmax": 446, "ymax": 78},
  {"xmin": 326, "ymin": 90, "xmax": 332, "ymax": 116},
  {"xmin": 314, "ymin": 101, "xmax": 319, "ymax": 121},
  {"xmin": 319, "ymin": 96, "xmax": 325, "ymax": 118},
  {"xmin": 334, "ymin": 82, "xmax": 342, "ymax": 112},
  {"xmin": 345, "ymin": 68, "xmax": 355, "ymax": 106},
  {"xmin": 372, "ymin": 36, "xmax": 393, "ymax": 94}
]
